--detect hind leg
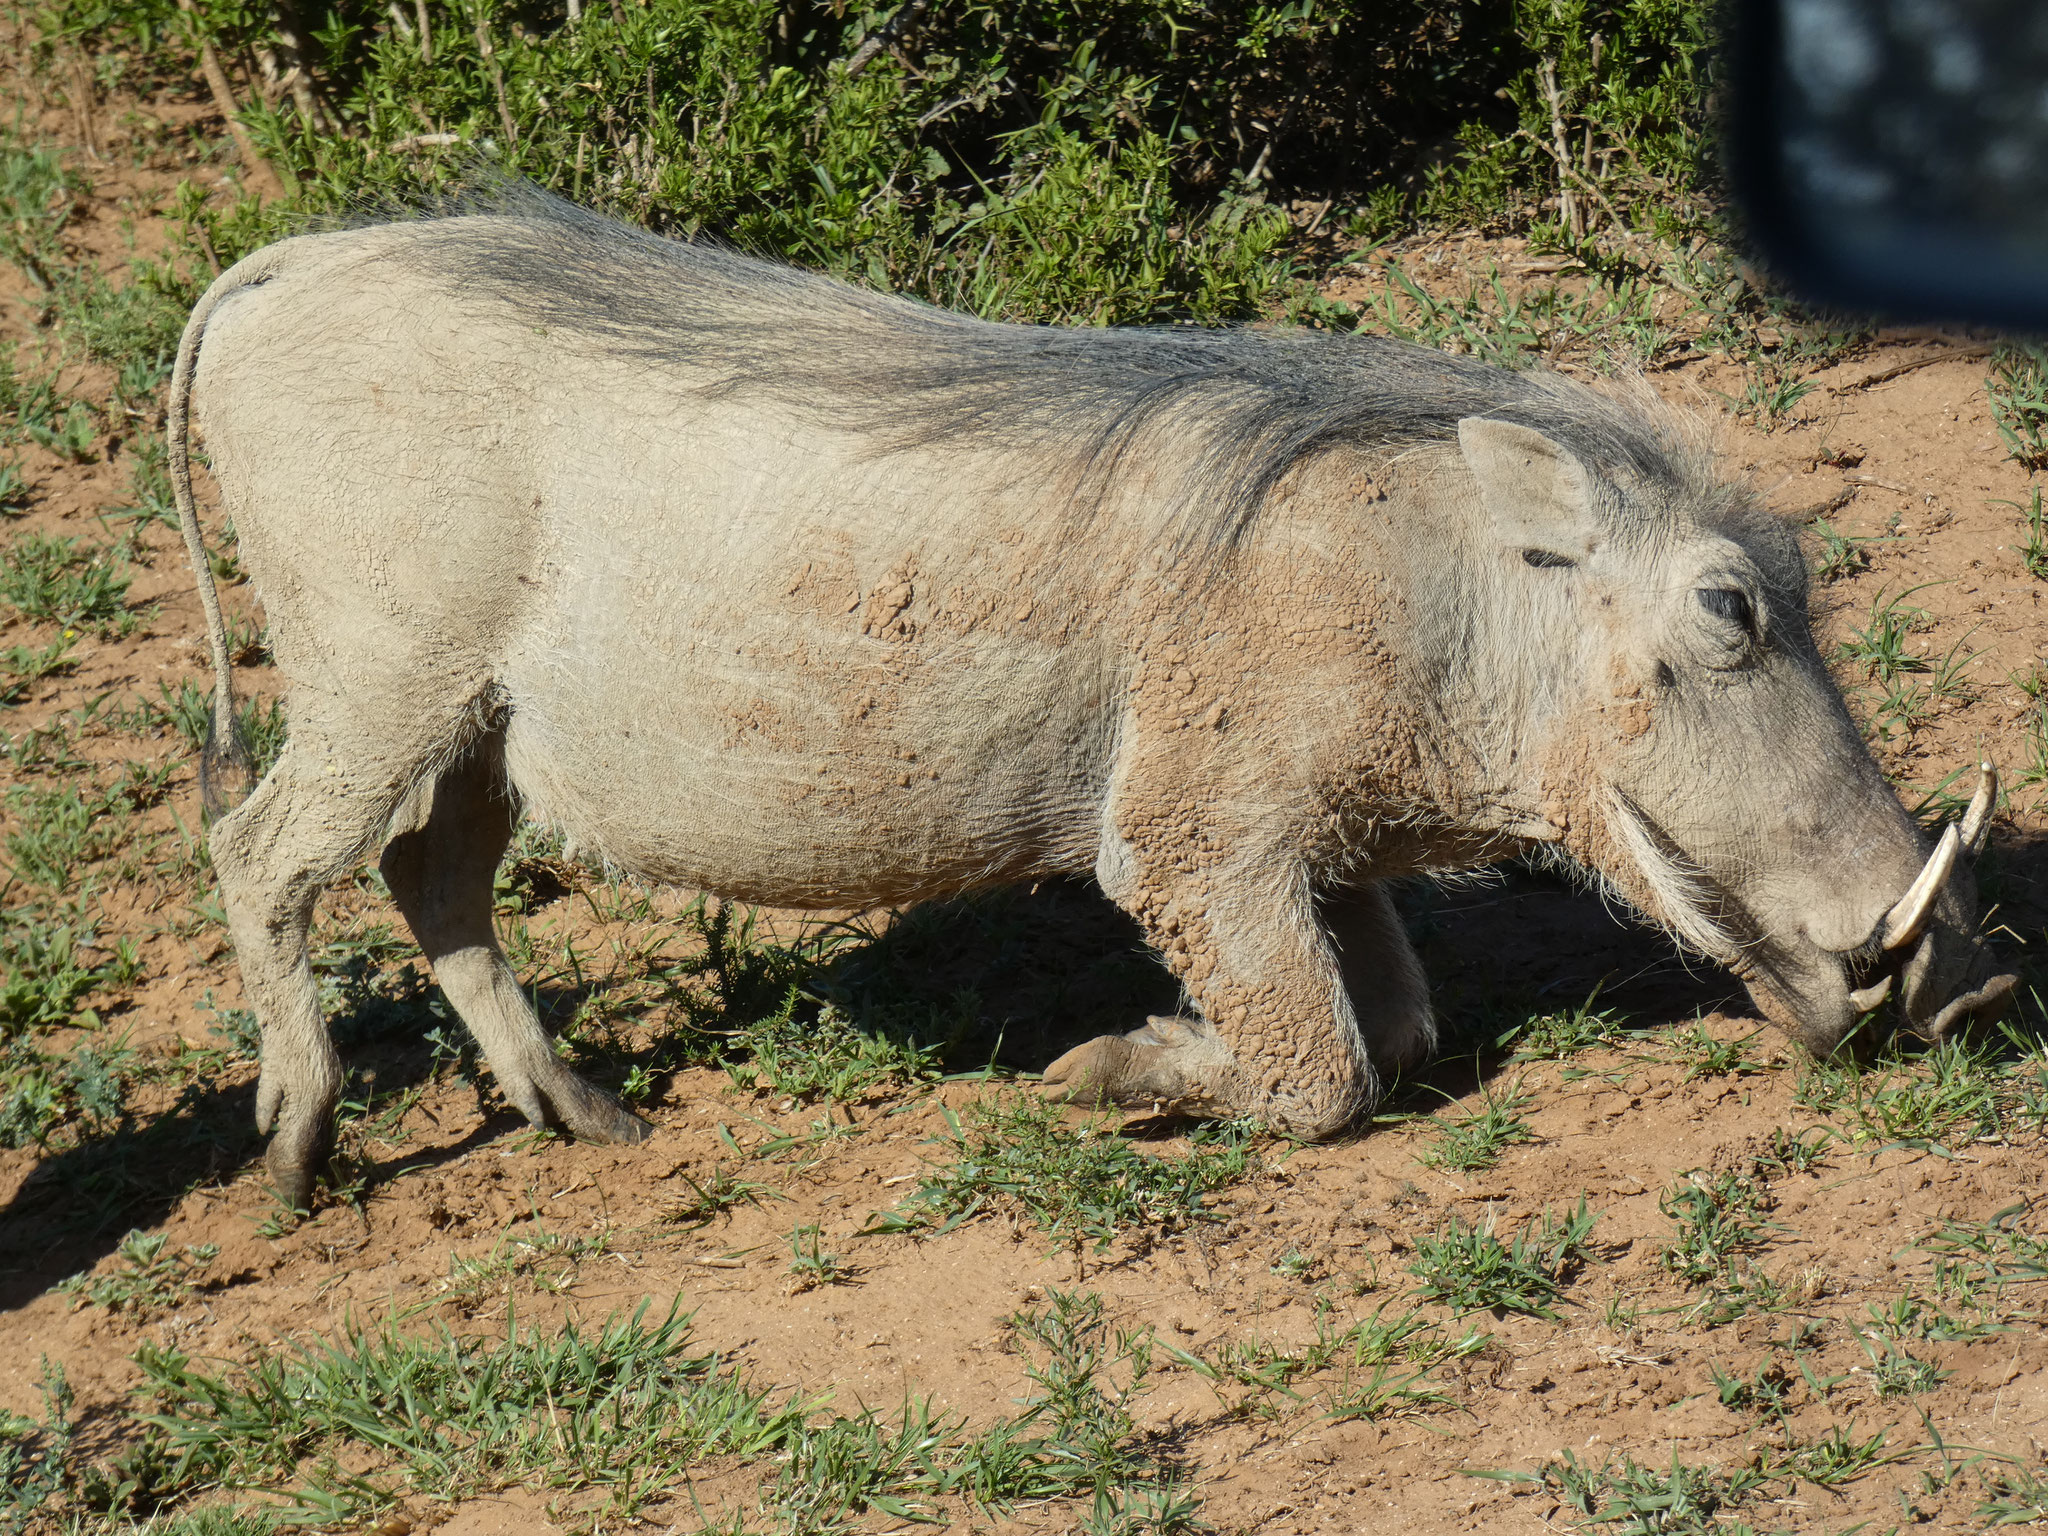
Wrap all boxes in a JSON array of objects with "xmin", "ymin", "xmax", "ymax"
[
  {"xmin": 1320, "ymin": 883, "xmax": 1435, "ymax": 1078},
  {"xmin": 211, "ymin": 722, "xmax": 426, "ymax": 1209},
  {"xmin": 380, "ymin": 739, "xmax": 651, "ymax": 1147}
]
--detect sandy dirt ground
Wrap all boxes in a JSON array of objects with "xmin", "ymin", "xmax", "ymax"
[{"xmin": 2, "ymin": 59, "xmax": 2047, "ymax": 1536}]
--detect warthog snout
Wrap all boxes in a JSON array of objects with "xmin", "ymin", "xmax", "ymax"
[{"xmin": 1739, "ymin": 765, "xmax": 2016, "ymax": 1057}]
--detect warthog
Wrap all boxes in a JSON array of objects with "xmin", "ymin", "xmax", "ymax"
[{"xmin": 172, "ymin": 189, "xmax": 2015, "ymax": 1208}]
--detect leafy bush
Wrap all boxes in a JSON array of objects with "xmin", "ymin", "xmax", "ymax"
[{"xmin": 31, "ymin": 0, "xmax": 1715, "ymax": 326}]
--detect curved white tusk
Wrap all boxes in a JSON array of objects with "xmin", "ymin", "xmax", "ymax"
[
  {"xmin": 1847, "ymin": 974, "xmax": 1893, "ymax": 1014},
  {"xmin": 1959, "ymin": 761, "xmax": 1997, "ymax": 857},
  {"xmin": 1881, "ymin": 824, "xmax": 1961, "ymax": 951}
]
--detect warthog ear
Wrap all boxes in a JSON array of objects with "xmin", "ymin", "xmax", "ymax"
[{"xmin": 1456, "ymin": 417, "xmax": 1601, "ymax": 561}]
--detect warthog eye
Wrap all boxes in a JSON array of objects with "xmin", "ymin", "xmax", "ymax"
[
  {"xmin": 1522, "ymin": 548, "xmax": 1576, "ymax": 569},
  {"xmin": 1696, "ymin": 587, "xmax": 1755, "ymax": 634}
]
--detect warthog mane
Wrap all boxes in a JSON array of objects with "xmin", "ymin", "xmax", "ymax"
[{"xmin": 395, "ymin": 181, "xmax": 1727, "ymax": 563}]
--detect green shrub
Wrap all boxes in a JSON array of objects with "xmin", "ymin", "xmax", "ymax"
[{"xmin": 32, "ymin": 0, "xmax": 1716, "ymax": 322}]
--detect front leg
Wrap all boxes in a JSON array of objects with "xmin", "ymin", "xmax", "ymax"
[
  {"xmin": 1045, "ymin": 848, "xmax": 1377, "ymax": 1139},
  {"xmin": 1319, "ymin": 882, "xmax": 1436, "ymax": 1079}
]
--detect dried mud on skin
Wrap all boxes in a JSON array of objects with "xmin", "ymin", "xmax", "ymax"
[{"xmin": 3, "ymin": 87, "xmax": 2048, "ymax": 1536}]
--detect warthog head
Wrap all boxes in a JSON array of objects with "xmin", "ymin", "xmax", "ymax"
[{"xmin": 1448, "ymin": 415, "xmax": 2016, "ymax": 1055}]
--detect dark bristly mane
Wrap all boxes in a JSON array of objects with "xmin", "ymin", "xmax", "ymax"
[{"xmin": 408, "ymin": 182, "xmax": 1699, "ymax": 557}]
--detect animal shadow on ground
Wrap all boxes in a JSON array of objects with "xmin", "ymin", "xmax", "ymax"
[
  {"xmin": 7, "ymin": 830, "xmax": 2043, "ymax": 1314},
  {"xmin": 812, "ymin": 866, "xmax": 1747, "ymax": 1110},
  {"xmin": 0, "ymin": 969, "xmax": 519, "ymax": 1313}
]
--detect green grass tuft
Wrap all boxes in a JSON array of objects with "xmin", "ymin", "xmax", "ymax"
[
  {"xmin": 1407, "ymin": 1198, "xmax": 1600, "ymax": 1319},
  {"xmin": 866, "ymin": 1093, "xmax": 1259, "ymax": 1251},
  {"xmin": 0, "ymin": 533, "xmax": 132, "ymax": 636}
]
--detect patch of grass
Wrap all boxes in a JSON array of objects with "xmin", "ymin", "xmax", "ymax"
[
  {"xmin": 0, "ymin": 533, "xmax": 132, "ymax": 636},
  {"xmin": 1356, "ymin": 262, "xmax": 1672, "ymax": 369},
  {"xmin": 1001, "ymin": 1290, "xmax": 1201, "ymax": 1530},
  {"xmin": 0, "ymin": 348, "xmax": 85, "ymax": 453},
  {"xmin": 58, "ymin": 1229, "xmax": 218, "ymax": 1314},
  {"xmin": 53, "ymin": 257, "xmax": 191, "ymax": 388},
  {"xmin": 1738, "ymin": 364, "xmax": 1813, "ymax": 428},
  {"xmin": 1476, "ymin": 1447, "xmax": 1764, "ymax": 1536},
  {"xmin": 653, "ymin": 899, "xmax": 950, "ymax": 1105},
  {"xmin": 1710, "ymin": 1358, "xmax": 1793, "ymax": 1423},
  {"xmin": 0, "ymin": 1360, "xmax": 75, "ymax": 1534},
  {"xmin": 4, "ymin": 781, "xmax": 139, "ymax": 893},
  {"xmin": 0, "ymin": 1032, "xmax": 133, "ymax": 1150},
  {"xmin": 1760, "ymin": 1421, "xmax": 1908, "ymax": 1489},
  {"xmin": 1499, "ymin": 997, "xmax": 1626, "ymax": 1061},
  {"xmin": 441, "ymin": 1223, "xmax": 610, "ymax": 1308},
  {"xmin": 725, "ymin": 997, "xmax": 944, "ymax": 1105},
  {"xmin": 128, "ymin": 1292, "xmax": 1198, "ymax": 1530},
  {"xmin": 131, "ymin": 681, "xmax": 287, "ymax": 777},
  {"xmin": 132, "ymin": 1305, "xmax": 798, "ymax": 1520},
  {"xmin": 1658, "ymin": 1168, "xmax": 1781, "ymax": 1319},
  {"xmin": 0, "ymin": 143, "xmax": 81, "ymax": 293},
  {"xmin": 1407, "ymin": 1198, "xmax": 1600, "ymax": 1319},
  {"xmin": 1795, "ymin": 1029, "xmax": 2033, "ymax": 1148},
  {"xmin": 1996, "ymin": 487, "xmax": 2048, "ymax": 581},
  {"xmin": 1861, "ymin": 1289, "xmax": 2007, "ymax": 1345},
  {"xmin": 1837, "ymin": 583, "xmax": 1935, "ymax": 686},
  {"xmin": 1188, "ymin": 1299, "xmax": 1480, "ymax": 1423},
  {"xmin": 786, "ymin": 1222, "xmax": 853, "ymax": 1292},
  {"xmin": 1753, "ymin": 1125, "xmax": 1833, "ymax": 1177},
  {"xmin": 0, "ymin": 635, "xmax": 77, "ymax": 705},
  {"xmin": 865, "ymin": 1094, "xmax": 1260, "ymax": 1252},
  {"xmin": 1979, "ymin": 1459, "xmax": 2048, "ymax": 1525},
  {"xmin": 0, "ymin": 913, "xmax": 127, "ymax": 1036},
  {"xmin": 1914, "ymin": 1201, "xmax": 2048, "ymax": 1304},
  {"xmin": 1809, "ymin": 515, "xmax": 1890, "ymax": 582},
  {"xmin": 0, "ymin": 459, "xmax": 28, "ymax": 514},
  {"xmin": 664, "ymin": 1164, "xmax": 784, "ymax": 1227},
  {"xmin": 1663, "ymin": 1022, "xmax": 1763, "ymax": 1080},
  {"xmin": 1415, "ymin": 1078, "xmax": 1536, "ymax": 1172},
  {"xmin": 1989, "ymin": 343, "xmax": 2048, "ymax": 470},
  {"xmin": 110, "ymin": 432, "xmax": 178, "ymax": 531},
  {"xmin": 1862, "ymin": 1340, "xmax": 1946, "ymax": 1399}
]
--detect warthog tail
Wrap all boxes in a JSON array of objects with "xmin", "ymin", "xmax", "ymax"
[{"xmin": 171, "ymin": 246, "xmax": 291, "ymax": 818}]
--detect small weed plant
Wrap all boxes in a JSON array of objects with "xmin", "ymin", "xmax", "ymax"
[
  {"xmin": 1659, "ymin": 1167, "xmax": 1775, "ymax": 1290},
  {"xmin": 1500, "ymin": 997, "xmax": 1625, "ymax": 1061},
  {"xmin": 1415, "ymin": 1078, "xmax": 1536, "ymax": 1172},
  {"xmin": 1989, "ymin": 343, "xmax": 2048, "ymax": 469},
  {"xmin": 786, "ymin": 1222, "xmax": 853, "ymax": 1291},
  {"xmin": 1408, "ymin": 1199, "xmax": 1600, "ymax": 1319},
  {"xmin": 57, "ymin": 1230, "xmax": 217, "ymax": 1314},
  {"xmin": 866, "ymin": 1094, "xmax": 1259, "ymax": 1251},
  {"xmin": 0, "ymin": 533, "xmax": 131, "ymax": 636},
  {"xmin": 1476, "ymin": 1447, "xmax": 1764, "ymax": 1536},
  {"xmin": 1188, "ymin": 1299, "xmax": 1481, "ymax": 1424},
  {"xmin": 1810, "ymin": 515, "xmax": 1889, "ymax": 581},
  {"xmin": 1995, "ymin": 486, "xmax": 2048, "ymax": 580}
]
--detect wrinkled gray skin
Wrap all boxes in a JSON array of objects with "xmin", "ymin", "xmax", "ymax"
[{"xmin": 171, "ymin": 197, "xmax": 2016, "ymax": 1209}]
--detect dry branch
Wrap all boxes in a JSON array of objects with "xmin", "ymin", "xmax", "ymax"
[{"xmin": 175, "ymin": 0, "xmax": 290, "ymax": 197}]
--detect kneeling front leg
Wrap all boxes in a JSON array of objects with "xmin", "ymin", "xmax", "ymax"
[{"xmin": 1044, "ymin": 857, "xmax": 1378, "ymax": 1138}]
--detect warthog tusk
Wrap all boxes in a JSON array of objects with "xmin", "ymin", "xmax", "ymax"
[
  {"xmin": 1959, "ymin": 761, "xmax": 1997, "ymax": 856},
  {"xmin": 1847, "ymin": 974, "xmax": 1893, "ymax": 1013},
  {"xmin": 1881, "ymin": 824, "xmax": 1961, "ymax": 951}
]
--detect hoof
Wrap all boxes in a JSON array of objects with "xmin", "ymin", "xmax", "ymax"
[
  {"xmin": 263, "ymin": 1150, "xmax": 318, "ymax": 1217},
  {"xmin": 1042, "ymin": 1016, "xmax": 1232, "ymax": 1114},
  {"xmin": 551, "ymin": 1081, "xmax": 656, "ymax": 1145},
  {"xmin": 582, "ymin": 1105, "xmax": 656, "ymax": 1145}
]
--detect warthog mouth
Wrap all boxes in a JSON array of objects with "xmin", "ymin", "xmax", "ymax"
[
  {"xmin": 1607, "ymin": 766, "xmax": 2018, "ymax": 1051},
  {"xmin": 1828, "ymin": 765, "xmax": 2017, "ymax": 1041}
]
